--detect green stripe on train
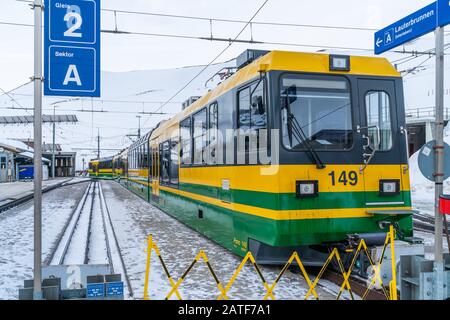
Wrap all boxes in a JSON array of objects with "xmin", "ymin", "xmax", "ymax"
[
  {"xmin": 155, "ymin": 187, "xmax": 413, "ymax": 254},
  {"xmin": 178, "ymin": 182, "xmax": 412, "ymax": 211}
]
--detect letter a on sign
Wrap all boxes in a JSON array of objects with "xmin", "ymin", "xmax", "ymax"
[{"xmin": 63, "ymin": 64, "xmax": 82, "ymax": 86}]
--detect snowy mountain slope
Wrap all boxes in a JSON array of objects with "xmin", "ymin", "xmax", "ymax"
[{"xmin": 0, "ymin": 61, "xmax": 233, "ymax": 169}]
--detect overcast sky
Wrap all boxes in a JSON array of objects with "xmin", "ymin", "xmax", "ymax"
[
  {"xmin": 1, "ymin": 0, "xmax": 448, "ymax": 167},
  {"xmin": 0, "ymin": 0, "xmax": 438, "ymax": 91}
]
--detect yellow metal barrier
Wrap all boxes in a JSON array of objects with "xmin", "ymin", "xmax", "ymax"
[
  {"xmin": 143, "ymin": 226, "xmax": 399, "ymax": 300},
  {"xmin": 263, "ymin": 251, "xmax": 319, "ymax": 300},
  {"xmin": 218, "ymin": 251, "xmax": 275, "ymax": 300},
  {"xmin": 143, "ymin": 235, "xmax": 182, "ymax": 300},
  {"xmin": 165, "ymin": 250, "xmax": 228, "ymax": 300}
]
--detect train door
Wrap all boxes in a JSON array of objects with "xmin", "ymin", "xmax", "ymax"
[
  {"xmin": 357, "ymin": 79, "xmax": 406, "ymax": 207},
  {"xmin": 151, "ymin": 146, "xmax": 160, "ymax": 202}
]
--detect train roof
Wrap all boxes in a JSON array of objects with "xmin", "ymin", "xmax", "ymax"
[
  {"xmin": 90, "ymin": 156, "xmax": 113, "ymax": 163},
  {"xmin": 151, "ymin": 50, "xmax": 400, "ymax": 141}
]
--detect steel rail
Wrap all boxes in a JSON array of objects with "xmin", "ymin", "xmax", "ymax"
[
  {"xmin": 98, "ymin": 181, "xmax": 134, "ymax": 298},
  {"xmin": 44, "ymin": 180, "xmax": 92, "ymax": 266},
  {"xmin": 58, "ymin": 181, "xmax": 94, "ymax": 265},
  {"xmin": 83, "ymin": 181, "xmax": 97, "ymax": 264}
]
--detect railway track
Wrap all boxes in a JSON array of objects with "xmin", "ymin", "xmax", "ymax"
[
  {"xmin": 413, "ymin": 212, "xmax": 450, "ymax": 233},
  {"xmin": 322, "ymin": 271, "xmax": 387, "ymax": 300},
  {"xmin": 46, "ymin": 180, "xmax": 134, "ymax": 298}
]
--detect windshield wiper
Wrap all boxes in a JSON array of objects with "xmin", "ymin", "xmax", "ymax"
[
  {"xmin": 288, "ymin": 112, "xmax": 326, "ymax": 169},
  {"xmin": 283, "ymin": 91, "xmax": 325, "ymax": 169}
]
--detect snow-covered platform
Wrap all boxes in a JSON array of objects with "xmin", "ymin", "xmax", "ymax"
[{"xmin": 0, "ymin": 177, "xmax": 88, "ymax": 207}]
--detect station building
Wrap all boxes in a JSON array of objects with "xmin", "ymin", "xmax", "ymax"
[
  {"xmin": 0, "ymin": 139, "xmax": 50, "ymax": 183},
  {"xmin": 42, "ymin": 143, "xmax": 77, "ymax": 177}
]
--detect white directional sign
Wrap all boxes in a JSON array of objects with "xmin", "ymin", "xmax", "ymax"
[{"xmin": 44, "ymin": 0, "xmax": 100, "ymax": 97}]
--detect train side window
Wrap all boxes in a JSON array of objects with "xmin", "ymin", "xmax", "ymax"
[
  {"xmin": 138, "ymin": 145, "xmax": 141, "ymax": 169},
  {"xmin": 193, "ymin": 108, "xmax": 207, "ymax": 165},
  {"xmin": 170, "ymin": 139, "xmax": 179, "ymax": 186},
  {"xmin": 208, "ymin": 102, "xmax": 218, "ymax": 164},
  {"xmin": 180, "ymin": 117, "xmax": 192, "ymax": 165},
  {"xmin": 238, "ymin": 81, "xmax": 267, "ymax": 129},
  {"xmin": 136, "ymin": 146, "xmax": 139, "ymax": 169},
  {"xmin": 238, "ymin": 87, "xmax": 251, "ymax": 129},
  {"xmin": 365, "ymin": 91, "xmax": 392, "ymax": 151},
  {"xmin": 144, "ymin": 143, "xmax": 149, "ymax": 169},
  {"xmin": 147, "ymin": 145, "xmax": 153, "ymax": 180},
  {"xmin": 140, "ymin": 145, "xmax": 144, "ymax": 168},
  {"xmin": 161, "ymin": 141, "xmax": 170, "ymax": 184}
]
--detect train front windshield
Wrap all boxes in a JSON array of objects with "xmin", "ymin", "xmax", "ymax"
[{"xmin": 280, "ymin": 74, "xmax": 353, "ymax": 151}]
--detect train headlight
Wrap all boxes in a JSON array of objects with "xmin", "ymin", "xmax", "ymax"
[
  {"xmin": 379, "ymin": 179, "xmax": 400, "ymax": 196},
  {"xmin": 296, "ymin": 180, "xmax": 319, "ymax": 198},
  {"xmin": 329, "ymin": 55, "xmax": 350, "ymax": 72}
]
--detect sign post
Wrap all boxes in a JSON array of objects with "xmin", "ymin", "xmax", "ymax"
[
  {"xmin": 33, "ymin": 0, "xmax": 44, "ymax": 301},
  {"xmin": 434, "ymin": 24, "xmax": 445, "ymax": 300},
  {"xmin": 31, "ymin": 0, "xmax": 100, "ymax": 300},
  {"xmin": 44, "ymin": 0, "xmax": 101, "ymax": 97}
]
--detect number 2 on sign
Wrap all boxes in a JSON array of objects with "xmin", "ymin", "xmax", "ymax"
[{"xmin": 64, "ymin": 11, "xmax": 83, "ymax": 38}]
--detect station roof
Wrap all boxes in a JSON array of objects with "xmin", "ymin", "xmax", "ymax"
[
  {"xmin": 0, "ymin": 114, "xmax": 78, "ymax": 125},
  {"xmin": 18, "ymin": 151, "xmax": 51, "ymax": 163}
]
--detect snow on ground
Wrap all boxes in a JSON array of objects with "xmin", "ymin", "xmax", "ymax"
[
  {"xmin": 0, "ymin": 178, "xmax": 72, "ymax": 204},
  {"xmin": 101, "ymin": 180, "xmax": 338, "ymax": 300},
  {"xmin": 0, "ymin": 182, "xmax": 88, "ymax": 299},
  {"xmin": 415, "ymin": 231, "xmax": 450, "ymax": 260}
]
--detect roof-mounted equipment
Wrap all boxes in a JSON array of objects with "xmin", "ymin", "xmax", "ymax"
[
  {"xmin": 236, "ymin": 49, "xmax": 270, "ymax": 70},
  {"xmin": 182, "ymin": 96, "xmax": 201, "ymax": 110}
]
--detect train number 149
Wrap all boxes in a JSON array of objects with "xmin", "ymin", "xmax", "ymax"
[{"xmin": 328, "ymin": 170, "xmax": 358, "ymax": 186}]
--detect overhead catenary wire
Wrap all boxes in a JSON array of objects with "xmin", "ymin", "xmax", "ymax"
[
  {"xmin": 3, "ymin": 21, "xmax": 447, "ymax": 60},
  {"xmin": 400, "ymin": 55, "xmax": 434, "ymax": 77},
  {"xmin": 142, "ymin": 0, "xmax": 270, "ymax": 128},
  {"xmin": 10, "ymin": 2, "xmax": 450, "ymax": 35},
  {"xmin": 102, "ymin": 8, "xmax": 377, "ymax": 32},
  {"xmin": 1, "ymin": 19, "xmax": 447, "ymax": 56}
]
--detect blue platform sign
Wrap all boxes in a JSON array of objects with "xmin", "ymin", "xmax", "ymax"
[
  {"xmin": 86, "ymin": 283, "xmax": 105, "ymax": 298},
  {"xmin": 439, "ymin": 0, "xmax": 450, "ymax": 26},
  {"xmin": 106, "ymin": 281, "xmax": 124, "ymax": 297},
  {"xmin": 374, "ymin": 2, "xmax": 438, "ymax": 55},
  {"xmin": 44, "ymin": 0, "xmax": 100, "ymax": 97}
]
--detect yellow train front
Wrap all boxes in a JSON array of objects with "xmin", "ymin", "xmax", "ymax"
[
  {"xmin": 120, "ymin": 50, "xmax": 415, "ymax": 266},
  {"xmin": 88, "ymin": 157, "xmax": 114, "ymax": 179}
]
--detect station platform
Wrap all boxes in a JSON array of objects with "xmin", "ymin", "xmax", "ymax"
[{"xmin": 0, "ymin": 177, "xmax": 88, "ymax": 208}]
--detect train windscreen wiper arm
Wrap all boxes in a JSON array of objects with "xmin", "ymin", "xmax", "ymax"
[{"xmin": 287, "ymin": 112, "xmax": 326, "ymax": 169}]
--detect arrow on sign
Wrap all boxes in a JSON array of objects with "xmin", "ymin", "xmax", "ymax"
[{"xmin": 376, "ymin": 38, "xmax": 383, "ymax": 47}]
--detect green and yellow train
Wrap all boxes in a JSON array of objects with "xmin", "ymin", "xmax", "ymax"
[
  {"xmin": 90, "ymin": 50, "xmax": 415, "ymax": 265},
  {"xmin": 88, "ymin": 157, "xmax": 114, "ymax": 179}
]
